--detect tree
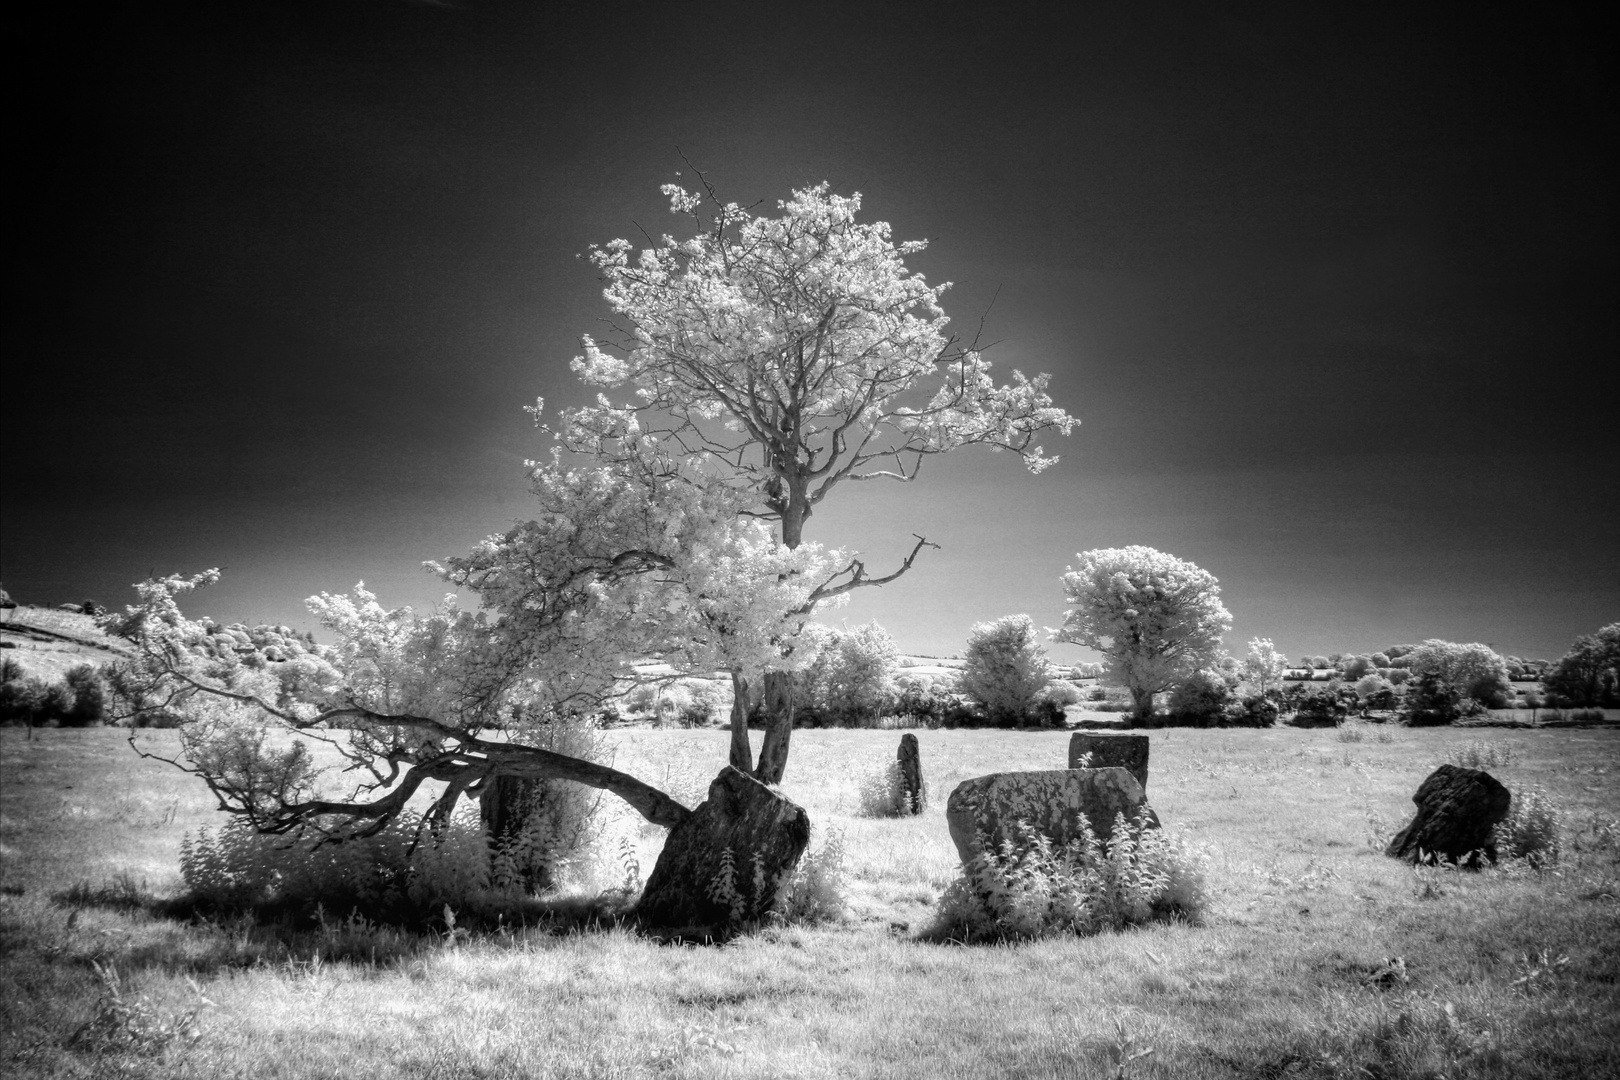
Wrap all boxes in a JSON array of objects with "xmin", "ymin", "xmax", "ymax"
[
  {"xmin": 799, "ymin": 621, "xmax": 901, "ymax": 725},
  {"xmin": 1056, "ymin": 547, "xmax": 1232, "ymax": 723},
  {"xmin": 1402, "ymin": 640, "xmax": 1510, "ymax": 705},
  {"xmin": 1241, "ymin": 637, "xmax": 1289, "ymax": 697},
  {"xmin": 105, "ymin": 178, "xmax": 1078, "ymax": 918},
  {"xmin": 561, "ymin": 178, "xmax": 1075, "ymax": 780},
  {"xmin": 1541, "ymin": 622, "xmax": 1620, "ymax": 707},
  {"xmin": 959, "ymin": 614, "xmax": 1053, "ymax": 725}
]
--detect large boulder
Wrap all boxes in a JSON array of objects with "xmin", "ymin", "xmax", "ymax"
[
  {"xmin": 945, "ymin": 768, "xmax": 1158, "ymax": 866},
  {"xmin": 1068, "ymin": 732, "xmax": 1150, "ymax": 792},
  {"xmin": 1385, "ymin": 764, "xmax": 1511, "ymax": 865},
  {"xmin": 637, "ymin": 766, "xmax": 811, "ymax": 930}
]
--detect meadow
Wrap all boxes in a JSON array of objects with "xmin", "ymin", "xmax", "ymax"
[{"xmin": 2, "ymin": 722, "xmax": 1617, "ymax": 1079}]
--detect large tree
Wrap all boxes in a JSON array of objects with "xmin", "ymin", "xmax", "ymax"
[
  {"xmin": 556, "ymin": 178, "xmax": 1075, "ymax": 781},
  {"xmin": 106, "ymin": 178, "xmax": 1078, "ymax": 916},
  {"xmin": 1055, "ymin": 546, "xmax": 1232, "ymax": 723}
]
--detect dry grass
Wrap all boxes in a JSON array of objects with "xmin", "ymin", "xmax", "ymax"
[{"xmin": 3, "ymin": 725, "xmax": 1618, "ymax": 1078}]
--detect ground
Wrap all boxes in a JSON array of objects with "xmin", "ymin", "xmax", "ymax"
[{"xmin": 1, "ymin": 724, "xmax": 1617, "ymax": 1078}]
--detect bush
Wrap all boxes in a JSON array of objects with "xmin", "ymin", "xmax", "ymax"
[
  {"xmin": 1291, "ymin": 688, "xmax": 1350, "ymax": 727},
  {"xmin": 63, "ymin": 664, "xmax": 107, "ymax": 726},
  {"xmin": 1042, "ymin": 680, "xmax": 1083, "ymax": 707},
  {"xmin": 1496, "ymin": 786, "xmax": 1562, "ymax": 867},
  {"xmin": 959, "ymin": 615, "xmax": 1052, "ymax": 726},
  {"xmin": 1400, "ymin": 672, "xmax": 1463, "ymax": 726},
  {"xmin": 1165, "ymin": 669, "xmax": 1232, "ymax": 726},
  {"xmin": 932, "ymin": 811, "xmax": 1209, "ymax": 942},
  {"xmin": 796, "ymin": 622, "xmax": 900, "ymax": 726},
  {"xmin": 773, "ymin": 828, "xmax": 849, "ymax": 925},
  {"xmin": 1222, "ymin": 693, "xmax": 1279, "ymax": 727},
  {"xmin": 854, "ymin": 760, "xmax": 927, "ymax": 816}
]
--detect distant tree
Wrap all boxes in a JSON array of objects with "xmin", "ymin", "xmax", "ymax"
[
  {"xmin": 1056, "ymin": 546, "xmax": 1232, "ymax": 723},
  {"xmin": 1541, "ymin": 622, "xmax": 1620, "ymax": 707},
  {"xmin": 959, "ymin": 614, "xmax": 1053, "ymax": 726},
  {"xmin": 1369, "ymin": 652, "xmax": 1391, "ymax": 668},
  {"xmin": 799, "ymin": 621, "xmax": 900, "ymax": 724},
  {"xmin": 1403, "ymin": 640, "xmax": 1510, "ymax": 705},
  {"xmin": 1341, "ymin": 655, "xmax": 1375, "ymax": 680},
  {"xmin": 1353, "ymin": 674, "xmax": 1397, "ymax": 715},
  {"xmin": 1241, "ymin": 637, "xmax": 1289, "ymax": 697},
  {"xmin": 63, "ymin": 664, "xmax": 107, "ymax": 726},
  {"xmin": 1328, "ymin": 653, "xmax": 1344, "ymax": 668}
]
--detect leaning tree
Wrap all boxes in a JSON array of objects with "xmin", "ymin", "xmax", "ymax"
[{"xmin": 106, "ymin": 178, "xmax": 1077, "ymax": 924}]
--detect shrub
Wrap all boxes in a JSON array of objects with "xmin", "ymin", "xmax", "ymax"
[
  {"xmin": 959, "ymin": 614, "xmax": 1052, "ymax": 726},
  {"xmin": 1042, "ymin": 680, "xmax": 1083, "ymax": 707},
  {"xmin": 1291, "ymin": 688, "xmax": 1350, "ymax": 727},
  {"xmin": 854, "ymin": 760, "xmax": 927, "ymax": 816},
  {"xmin": 1165, "ymin": 669, "xmax": 1232, "ymax": 726},
  {"xmin": 1496, "ymin": 786, "xmax": 1562, "ymax": 867},
  {"xmin": 1222, "ymin": 693, "xmax": 1279, "ymax": 727},
  {"xmin": 773, "ymin": 827, "xmax": 850, "ymax": 925},
  {"xmin": 932, "ymin": 811, "xmax": 1209, "ymax": 942},
  {"xmin": 1400, "ymin": 672, "xmax": 1463, "ymax": 726}
]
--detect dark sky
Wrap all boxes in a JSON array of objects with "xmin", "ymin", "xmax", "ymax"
[{"xmin": 6, "ymin": 1, "xmax": 1616, "ymax": 663}]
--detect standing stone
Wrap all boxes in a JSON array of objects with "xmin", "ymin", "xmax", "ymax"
[
  {"xmin": 897, "ymin": 733, "xmax": 924, "ymax": 814},
  {"xmin": 637, "ymin": 766, "xmax": 811, "ymax": 929},
  {"xmin": 945, "ymin": 768, "xmax": 1158, "ymax": 865},
  {"xmin": 1068, "ymin": 732, "xmax": 1150, "ymax": 792},
  {"xmin": 1385, "ymin": 764, "xmax": 1511, "ymax": 866}
]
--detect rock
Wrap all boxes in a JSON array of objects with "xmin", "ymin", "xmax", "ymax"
[
  {"xmin": 1385, "ymin": 764, "xmax": 1511, "ymax": 865},
  {"xmin": 637, "ymin": 766, "xmax": 811, "ymax": 930},
  {"xmin": 897, "ymin": 733, "xmax": 924, "ymax": 814},
  {"xmin": 1068, "ymin": 732, "xmax": 1150, "ymax": 792},
  {"xmin": 945, "ymin": 768, "xmax": 1158, "ymax": 865}
]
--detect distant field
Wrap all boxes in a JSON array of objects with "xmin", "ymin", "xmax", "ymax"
[
  {"xmin": 0, "ymin": 606, "xmax": 132, "ymax": 680},
  {"xmin": 3, "ymin": 724, "xmax": 1617, "ymax": 1078}
]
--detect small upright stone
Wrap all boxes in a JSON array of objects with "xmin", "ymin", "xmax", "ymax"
[
  {"xmin": 1385, "ymin": 764, "xmax": 1511, "ymax": 866},
  {"xmin": 1068, "ymin": 732, "xmax": 1150, "ymax": 792},
  {"xmin": 897, "ymin": 733, "xmax": 924, "ymax": 814}
]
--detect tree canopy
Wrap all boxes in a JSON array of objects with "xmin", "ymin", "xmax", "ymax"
[{"xmin": 1056, "ymin": 546, "xmax": 1232, "ymax": 722}]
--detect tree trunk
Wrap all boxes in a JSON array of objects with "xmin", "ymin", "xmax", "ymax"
[
  {"xmin": 728, "ymin": 670, "xmax": 754, "ymax": 774},
  {"xmin": 1129, "ymin": 686, "xmax": 1155, "ymax": 726},
  {"xmin": 480, "ymin": 775, "xmax": 553, "ymax": 892},
  {"xmin": 754, "ymin": 670, "xmax": 795, "ymax": 784}
]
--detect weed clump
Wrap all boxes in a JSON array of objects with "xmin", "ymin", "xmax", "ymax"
[
  {"xmin": 179, "ymin": 808, "xmax": 528, "ymax": 926},
  {"xmin": 931, "ymin": 810, "xmax": 1209, "ymax": 942},
  {"xmin": 1495, "ymin": 785, "xmax": 1562, "ymax": 866},
  {"xmin": 854, "ymin": 759, "xmax": 927, "ymax": 816}
]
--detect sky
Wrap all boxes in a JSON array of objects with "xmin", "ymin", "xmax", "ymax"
[{"xmin": 5, "ymin": 1, "xmax": 1616, "ymax": 665}]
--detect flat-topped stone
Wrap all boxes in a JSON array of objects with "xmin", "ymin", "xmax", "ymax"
[
  {"xmin": 1068, "ymin": 732, "xmax": 1149, "ymax": 792},
  {"xmin": 945, "ymin": 767, "xmax": 1158, "ymax": 865}
]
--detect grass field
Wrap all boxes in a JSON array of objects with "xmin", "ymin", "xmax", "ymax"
[{"xmin": 2, "ymin": 724, "xmax": 1617, "ymax": 1078}]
